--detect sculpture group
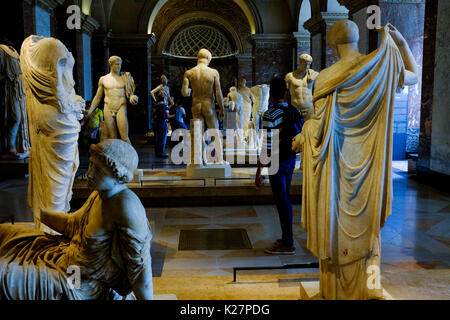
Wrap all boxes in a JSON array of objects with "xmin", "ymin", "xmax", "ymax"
[{"xmin": 0, "ymin": 18, "xmax": 419, "ymax": 300}]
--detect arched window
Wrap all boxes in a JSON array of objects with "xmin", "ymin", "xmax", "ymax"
[{"xmin": 166, "ymin": 25, "xmax": 234, "ymax": 58}]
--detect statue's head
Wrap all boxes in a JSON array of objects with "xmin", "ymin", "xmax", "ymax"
[
  {"xmin": 197, "ymin": 49, "xmax": 212, "ymax": 65},
  {"xmin": 298, "ymin": 54, "xmax": 313, "ymax": 71},
  {"xmin": 238, "ymin": 78, "xmax": 246, "ymax": 87},
  {"xmin": 109, "ymin": 56, "xmax": 122, "ymax": 73},
  {"xmin": 230, "ymin": 86, "xmax": 236, "ymax": 92},
  {"xmin": 161, "ymin": 74, "xmax": 168, "ymax": 85},
  {"xmin": 88, "ymin": 139, "xmax": 138, "ymax": 190},
  {"xmin": 326, "ymin": 20, "xmax": 359, "ymax": 56},
  {"xmin": 20, "ymin": 35, "xmax": 75, "ymax": 112}
]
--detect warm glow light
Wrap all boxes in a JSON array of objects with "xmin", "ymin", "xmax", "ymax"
[
  {"xmin": 82, "ymin": 0, "xmax": 92, "ymax": 15},
  {"xmin": 147, "ymin": 0, "xmax": 255, "ymax": 35},
  {"xmin": 147, "ymin": 0, "xmax": 168, "ymax": 34},
  {"xmin": 233, "ymin": 0, "xmax": 256, "ymax": 34}
]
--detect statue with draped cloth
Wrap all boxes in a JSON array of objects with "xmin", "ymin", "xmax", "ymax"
[
  {"xmin": 20, "ymin": 36, "xmax": 86, "ymax": 232},
  {"xmin": 0, "ymin": 139, "xmax": 153, "ymax": 300},
  {"xmin": 292, "ymin": 21, "xmax": 419, "ymax": 299}
]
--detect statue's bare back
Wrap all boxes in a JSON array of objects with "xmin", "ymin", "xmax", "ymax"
[{"xmin": 186, "ymin": 64, "xmax": 218, "ymax": 118}]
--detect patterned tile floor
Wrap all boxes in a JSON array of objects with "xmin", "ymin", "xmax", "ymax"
[{"xmin": 1, "ymin": 141, "xmax": 449, "ymax": 299}]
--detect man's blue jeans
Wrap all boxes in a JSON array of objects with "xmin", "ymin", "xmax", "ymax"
[
  {"xmin": 153, "ymin": 121, "xmax": 168, "ymax": 156},
  {"xmin": 268, "ymin": 154, "xmax": 296, "ymax": 247}
]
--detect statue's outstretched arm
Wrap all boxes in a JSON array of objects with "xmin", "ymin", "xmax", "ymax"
[
  {"xmin": 387, "ymin": 24, "xmax": 419, "ymax": 86},
  {"xmin": 85, "ymin": 78, "xmax": 104, "ymax": 117}
]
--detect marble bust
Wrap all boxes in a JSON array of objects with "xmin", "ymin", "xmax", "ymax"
[
  {"xmin": 0, "ymin": 139, "xmax": 153, "ymax": 300},
  {"xmin": 0, "ymin": 44, "xmax": 30, "ymax": 159},
  {"xmin": 285, "ymin": 54, "xmax": 318, "ymax": 121},
  {"xmin": 85, "ymin": 56, "xmax": 138, "ymax": 144},
  {"xmin": 292, "ymin": 21, "xmax": 419, "ymax": 299},
  {"xmin": 20, "ymin": 35, "xmax": 86, "ymax": 231}
]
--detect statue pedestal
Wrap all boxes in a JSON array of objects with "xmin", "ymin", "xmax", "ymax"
[
  {"xmin": 132, "ymin": 169, "xmax": 143, "ymax": 183},
  {"xmin": 186, "ymin": 163, "xmax": 231, "ymax": 178}
]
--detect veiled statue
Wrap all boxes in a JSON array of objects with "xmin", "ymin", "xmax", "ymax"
[
  {"xmin": 20, "ymin": 35, "xmax": 86, "ymax": 230},
  {"xmin": 0, "ymin": 139, "xmax": 153, "ymax": 300},
  {"xmin": 0, "ymin": 44, "xmax": 30, "ymax": 158},
  {"xmin": 292, "ymin": 21, "xmax": 419, "ymax": 299}
]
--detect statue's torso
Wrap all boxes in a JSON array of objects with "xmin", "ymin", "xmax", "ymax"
[{"xmin": 102, "ymin": 74, "xmax": 127, "ymax": 112}]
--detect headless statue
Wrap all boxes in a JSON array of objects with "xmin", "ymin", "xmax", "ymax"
[
  {"xmin": 292, "ymin": 21, "xmax": 419, "ymax": 299},
  {"xmin": 250, "ymin": 84, "xmax": 269, "ymax": 134},
  {"xmin": 285, "ymin": 54, "xmax": 318, "ymax": 121},
  {"xmin": 0, "ymin": 44, "xmax": 30, "ymax": 159},
  {"xmin": 20, "ymin": 35, "xmax": 85, "ymax": 231},
  {"xmin": 85, "ymin": 56, "xmax": 138, "ymax": 144}
]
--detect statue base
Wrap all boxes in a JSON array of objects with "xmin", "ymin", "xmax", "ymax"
[
  {"xmin": 186, "ymin": 163, "xmax": 232, "ymax": 178},
  {"xmin": 298, "ymin": 280, "xmax": 394, "ymax": 300}
]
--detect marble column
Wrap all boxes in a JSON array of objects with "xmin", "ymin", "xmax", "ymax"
[
  {"xmin": 251, "ymin": 34, "xmax": 296, "ymax": 85},
  {"xmin": 304, "ymin": 12, "xmax": 349, "ymax": 71},
  {"xmin": 293, "ymin": 31, "xmax": 311, "ymax": 60},
  {"xmin": 108, "ymin": 33, "xmax": 157, "ymax": 134},
  {"xmin": 75, "ymin": 14, "xmax": 99, "ymax": 101},
  {"xmin": 417, "ymin": 0, "xmax": 450, "ymax": 178},
  {"xmin": 340, "ymin": 0, "xmax": 426, "ymax": 155},
  {"xmin": 236, "ymin": 54, "xmax": 253, "ymax": 87},
  {"xmin": 22, "ymin": 0, "xmax": 65, "ymax": 38}
]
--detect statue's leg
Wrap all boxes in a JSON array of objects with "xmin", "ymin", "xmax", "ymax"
[
  {"xmin": 116, "ymin": 106, "xmax": 131, "ymax": 144},
  {"xmin": 7, "ymin": 100, "xmax": 21, "ymax": 154}
]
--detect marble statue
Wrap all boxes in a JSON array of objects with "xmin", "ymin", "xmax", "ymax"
[
  {"xmin": 285, "ymin": 54, "xmax": 318, "ymax": 121},
  {"xmin": 225, "ymin": 86, "xmax": 245, "ymax": 145},
  {"xmin": 85, "ymin": 56, "xmax": 138, "ymax": 144},
  {"xmin": 0, "ymin": 139, "xmax": 153, "ymax": 300},
  {"xmin": 182, "ymin": 48, "xmax": 226, "ymax": 164},
  {"xmin": 0, "ymin": 44, "xmax": 30, "ymax": 159},
  {"xmin": 250, "ymin": 84, "xmax": 269, "ymax": 133},
  {"xmin": 20, "ymin": 35, "xmax": 86, "ymax": 231},
  {"xmin": 151, "ymin": 74, "xmax": 174, "ymax": 107},
  {"xmin": 237, "ymin": 78, "xmax": 255, "ymax": 141},
  {"xmin": 291, "ymin": 21, "xmax": 419, "ymax": 299}
]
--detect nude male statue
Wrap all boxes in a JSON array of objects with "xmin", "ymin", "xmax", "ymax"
[
  {"xmin": 285, "ymin": 54, "xmax": 318, "ymax": 120},
  {"xmin": 85, "ymin": 56, "xmax": 138, "ymax": 144},
  {"xmin": 181, "ymin": 49, "xmax": 225, "ymax": 129}
]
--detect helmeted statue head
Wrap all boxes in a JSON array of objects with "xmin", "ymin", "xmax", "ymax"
[
  {"xmin": 326, "ymin": 20, "xmax": 359, "ymax": 55},
  {"xmin": 89, "ymin": 139, "xmax": 138, "ymax": 184},
  {"xmin": 160, "ymin": 74, "xmax": 168, "ymax": 85},
  {"xmin": 197, "ymin": 49, "xmax": 212, "ymax": 65}
]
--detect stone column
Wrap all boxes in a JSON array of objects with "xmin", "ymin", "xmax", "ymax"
[
  {"xmin": 72, "ymin": 14, "xmax": 99, "ymax": 101},
  {"xmin": 293, "ymin": 31, "xmax": 311, "ymax": 65},
  {"xmin": 108, "ymin": 33, "xmax": 157, "ymax": 134},
  {"xmin": 236, "ymin": 53, "xmax": 253, "ymax": 87},
  {"xmin": 22, "ymin": 0, "xmax": 65, "ymax": 38},
  {"xmin": 251, "ymin": 34, "xmax": 296, "ymax": 85},
  {"xmin": 417, "ymin": 0, "xmax": 450, "ymax": 180},
  {"xmin": 304, "ymin": 12, "xmax": 349, "ymax": 71}
]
